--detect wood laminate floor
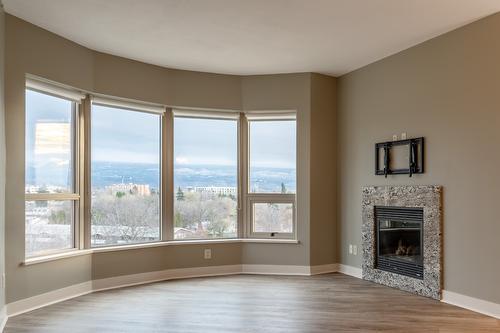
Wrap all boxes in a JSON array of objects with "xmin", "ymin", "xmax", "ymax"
[{"xmin": 4, "ymin": 273, "xmax": 500, "ymax": 333}]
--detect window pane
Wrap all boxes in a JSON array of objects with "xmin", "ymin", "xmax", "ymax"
[
  {"xmin": 249, "ymin": 121, "xmax": 296, "ymax": 193},
  {"xmin": 25, "ymin": 90, "xmax": 75, "ymax": 193},
  {"xmin": 25, "ymin": 200, "xmax": 74, "ymax": 257},
  {"xmin": 174, "ymin": 117, "xmax": 237, "ymax": 239},
  {"xmin": 253, "ymin": 203, "xmax": 293, "ymax": 233},
  {"xmin": 91, "ymin": 105, "xmax": 161, "ymax": 247}
]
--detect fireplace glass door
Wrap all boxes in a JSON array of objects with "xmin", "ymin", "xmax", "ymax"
[{"xmin": 375, "ymin": 206, "xmax": 424, "ymax": 279}]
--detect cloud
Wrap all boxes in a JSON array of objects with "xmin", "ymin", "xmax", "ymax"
[{"xmin": 175, "ymin": 156, "xmax": 189, "ymax": 165}]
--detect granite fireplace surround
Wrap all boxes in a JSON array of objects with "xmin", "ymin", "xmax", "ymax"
[{"xmin": 362, "ymin": 185, "xmax": 442, "ymax": 300}]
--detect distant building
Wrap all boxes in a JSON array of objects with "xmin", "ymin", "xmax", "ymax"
[
  {"xmin": 187, "ymin": 186, "xmax": 237, "ymax": 196},
  {"xmin": 107, "ymin": 183, "xmax": 151, "ymax": 196},
  {"xmin": 174, "ymin": 227, "xmax": 197, "ymax": 239},
  {"xmin": 25, "ymin": 185, "xmax": 68, "ymax": 194}
]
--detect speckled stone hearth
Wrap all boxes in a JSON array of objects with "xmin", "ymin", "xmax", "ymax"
[{"xmin": 362, "ymin": 185, "xmax": 442, "ymax": 300}]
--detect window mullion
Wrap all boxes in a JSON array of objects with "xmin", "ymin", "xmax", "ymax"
[
  {"xmin": 80, "ymin": 95, "xmax": 92, "ymax": 249},
  {"xmin": 163, "ymin": 109, "xmax": 174, "ymax": 241},
  {"xmin": 239, "ymin": 113, "xmax": 248, "ymax": 238}
]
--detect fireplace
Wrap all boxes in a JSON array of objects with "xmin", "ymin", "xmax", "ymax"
[
  {"xmin": 375, "ymin": 206, "xmax": 423, "ymax": 279},
  {"xmin": 362, "ymin": 186, "xmax": 442, "ymax": 300}
]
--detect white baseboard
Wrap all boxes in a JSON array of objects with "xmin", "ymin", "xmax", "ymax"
[
  {"xmin": 241, "ymin": 264, "xmax": 310, "ymax": 275},
  {"xmin": 0, "ymin": 306, "xmax": 7, "ymax": 333},
  {"xmin": 337, "ymin": 264, "xmax": 362, "ymax": 278},
  {"xmin": 310, "ymin": 263, "xmax": 339, "ymax": 275},
  {"xmin": 442, "ymin": 290, "xmax": 500, "ymax": 319},
  {"xmin": 93, "ymin": 264, "xmax": 242, "ymax": 292},
  {"xmin": 6, "ymin": 281, "xmax": 93, "ymax": 317},
  {"xmin": 335, "ymin": 264, "xmax": 500, "ymax": 320}
]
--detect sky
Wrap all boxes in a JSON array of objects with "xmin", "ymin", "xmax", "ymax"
[
  {"xmin": 174, "ymin": 117, "xmax": 296, "ymax": 169},
  {"xmin": 26, "ymin": 89, "xmax": 296, "ymax": 189},
  {"xmin": 249, "ymin": 120, "xmax": 296, "ymax": 169},
  {"xmin": 92, "ymin": 104, "xmax": 161, "ymax": 164},
  {"xmin": 174, "ymin": 117, "xmax": 237, "ymax": 166}
]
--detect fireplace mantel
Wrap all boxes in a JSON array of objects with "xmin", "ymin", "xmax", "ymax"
[{"xmin": 362, "ymin": 185, "xmax": 442, "ymax": 300}]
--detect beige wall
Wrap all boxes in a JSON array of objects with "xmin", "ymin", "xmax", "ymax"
[
  {"xmin": 5, "ymin": 15, "xmax": 337, "ymax": 303},
  {"xmin": 92, "ymin": 243, "xmax": 242, "ymax": 280},
  {"xmin": 5, "ymin": 15, "xmax": 94, "ymax": 304},
  {"xmin": 337, "ymin": 12, "xmax": 500, "ymax": 303},
  {"xmin": 241, "ymin": 74, "xmax": 312, "ymax": 266},
  {"xmin": 0, "ymin": 0, "xmax": 6, "ymax": 312},
  {"xmin": 93, "ymin": 52, "xmax": 242, "ymax": 110},
  {"xmin": 310, "ymin": 73, "xmax": 336, "ymax": 266}
]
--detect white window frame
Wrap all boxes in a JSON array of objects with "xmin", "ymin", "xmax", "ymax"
[
  {"xmin": 244, "ymin": 112, "xmax": 297, "ymax": 239},
  {"xmin": 24, "ymin": 80, "xmax": 85, "ymax": 258}
]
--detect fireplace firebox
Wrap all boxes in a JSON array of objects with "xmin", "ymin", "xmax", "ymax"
[{"xmin": 375, "ymin": 206, "xmax": 423, "ymax": 279}]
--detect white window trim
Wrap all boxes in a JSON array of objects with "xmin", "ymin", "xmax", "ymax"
[
  {"xmin": 245, "ymin": 111, "xmax": 296, "ymax": 121},
  {"xmin": 26, "ymin": 76, "xmax": 86, "ymax": 103},
  {"xmin": 172, "ymin": 108, "xmax": 240, "ymax": 120},
  {"xmin": 92, "ymin": 95, "xmax": 165, "ymax": 115}
]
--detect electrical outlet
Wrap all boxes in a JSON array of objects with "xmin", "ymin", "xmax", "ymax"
[
  {"xmin": 353, "ymin": 245, "xmax": 358, "ymax": 256},
  {"xmin": 392, "ymin": 134, "xmax": 398, "ymax": 141},
  {"xmin": 401, "ymin": 132, "xmax": 407, "ymax": 140},
  {"xmin": 349, "ymin": 244, "xmax": 353, "ymax": 254},
  {"xmin": 204, "ymin": 249, "xmax": 212, "ymax": 259}
]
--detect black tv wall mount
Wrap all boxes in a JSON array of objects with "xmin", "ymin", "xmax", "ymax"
[{"xmin": 375, "ymin": 137, "xmax": 424, "ymax": 177}]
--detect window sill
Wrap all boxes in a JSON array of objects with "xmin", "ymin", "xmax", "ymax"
[
  {"xmin": 22, "ymin": 238, "xmax": 300, "ymax": 266},
  {"xmin": 23, "ymin": 249, "xmax": 93, "ymax": 266}
]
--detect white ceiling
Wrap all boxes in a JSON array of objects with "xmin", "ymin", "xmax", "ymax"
[{"xmin": 4, "ymin": 0, "xmax": 500, "ymax": 76}]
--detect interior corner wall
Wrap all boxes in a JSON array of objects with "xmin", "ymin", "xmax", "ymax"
[
  {"xmin": 309, "ymin": 73, "xmax": 337, "ymax": 266},
  {"xmin": 337, "ymin": 12, "xmax": 500, "ymax": 303},
  {"xmin": 0, "ymin": 1, "xmax": 6, "ymax": 313}
]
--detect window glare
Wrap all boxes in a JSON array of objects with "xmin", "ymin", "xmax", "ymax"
[
  {"xmin": 91, "ymin": 105, "xmax": 161, "ymax": 247},
  {"xmin": 249, "ymin": 120, "xmax": 296, "ymax": 193},
  {"xmin": 25, "ymin": 89, "xmax": 74, "ymax": 193}
]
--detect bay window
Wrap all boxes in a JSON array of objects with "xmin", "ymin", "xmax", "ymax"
[{"xmin": 24, "ymin": 77, "xmax": 298, "ymax": 258}]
